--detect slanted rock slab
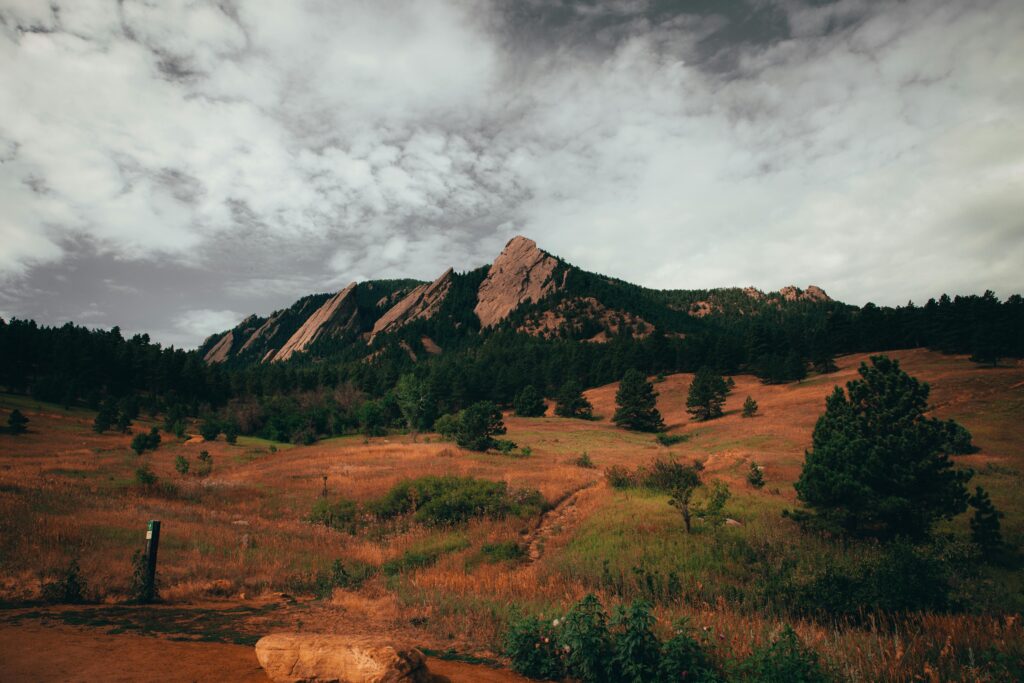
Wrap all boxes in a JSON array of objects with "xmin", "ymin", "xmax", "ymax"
[{"xmin": 255, "ymin": 633, "xmax": 447, "ymax": 683}]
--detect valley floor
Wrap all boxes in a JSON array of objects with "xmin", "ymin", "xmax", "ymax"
[{"xmin": 1, "ymin": 348, "xmax": 1022, "ymax": 681}]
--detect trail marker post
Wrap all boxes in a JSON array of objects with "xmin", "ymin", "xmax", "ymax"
[{"xmin": 145, "ymin": 520, "xmax": 161, "ymax": 601}]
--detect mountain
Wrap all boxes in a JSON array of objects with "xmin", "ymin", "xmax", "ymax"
[{"xmin": 198, "ymin": 236, "xmax": 833, "ymax": 366}]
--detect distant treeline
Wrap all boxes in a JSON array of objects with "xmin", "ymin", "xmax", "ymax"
[{"xmin": 1, "ymin": 291, "xmax": 1020, "ymax": 443}]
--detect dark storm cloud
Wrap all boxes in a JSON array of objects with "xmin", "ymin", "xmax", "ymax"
[{"xmin": 1, "ymin": 0, "xmax": 1022, "ymax": 346}]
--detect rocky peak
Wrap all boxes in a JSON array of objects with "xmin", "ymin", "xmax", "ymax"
[
  {"xmin": 270, "ymin": 282, "xmax": 359, "ymax": 362},
  {"xmin": 370, "ymin": 268, "xmax": 454, "ymax": 341},
  {"xmin": 474, "ymin": 236, "xmax": 561, "ymax": 328},
  {"xmin": 779, "ymin": 285, "xmax": 832, "ymax": 303}
]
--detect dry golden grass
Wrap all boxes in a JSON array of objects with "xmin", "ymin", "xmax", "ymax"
[{"xmin": 1, "ymin": 348, "xmax": 1022, "ymax": 681}]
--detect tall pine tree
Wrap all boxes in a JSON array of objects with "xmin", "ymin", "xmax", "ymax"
[{"xmin": 612, "ymin": 369, "xmax": 664, "ymax": 432}]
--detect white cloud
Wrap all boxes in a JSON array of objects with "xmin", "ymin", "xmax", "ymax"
[{"xmin": 1, "ymin": 0, "xmax": 1022, "ymax": 346}]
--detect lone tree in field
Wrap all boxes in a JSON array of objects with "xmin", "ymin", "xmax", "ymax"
[
  {"xmin": 685, "ymin": 368, "xmax": 729, "ymax": 421},
  {"xmin": 613, "ymin": 369, "xmax": 665, "ymax": 432},
  {"xmin": 7, "ymin": 409, "xmax": 29, "ymax": 435},
  {"xmin": 513, "ymin": 385, "xmax": 546, "ymax": 417},
  {"xmin": 456, "ymin": 401, "xmax": 506, "ymax": 451},
  {"xmin": 792, "ymin": 355, "xmax": 973, "ymax": 540},
  {"xmin": 741, "ymin": 396, "xmax": 758, "ymax": 418},
  {"xmin": 555, "ymin": 380, "xmax": 593, "ymax": 420}
]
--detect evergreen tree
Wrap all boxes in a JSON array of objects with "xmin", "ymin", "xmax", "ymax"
[
  {"xmin": 92, "ymin": 401, "xmax": 115, "ymax": 433},
  {"xmin": 358, "ymin": 400, "xmax": 386, "ymax": 437},
  {"xmin": 455, "ymin": 401, "xmax": 506, "ymax": 451},
  {"xmin": 612, "ymin": 369, "xmax": 665, "ymax": 432},
  {"xmin": 7, "ymin": 409, "xmax": 29, "ymax": 435},
  {"xmin": 513, "ymin": 385, "xmax": 546, "ymax": 417},
  {"xmin": 741, "ymin": 396, "xmax": 758, "ymax": 418},
  {"xmin": 199, "ymin": 419, "xmax": 220, "ymax": 442},
  {"xmin": 115, "ymin": 410, "xmax": 133, "ymax": 434},
  {"xmin": 555, "ymin": 380, "xmax": 593, "ymax": 419},
  {"xmin": 686, "ymin": 368, "xmax": 729, "ymax": 421},
  {"xmin": 969, "ymin": 486, "xmax": 1004, "ymax": 558},
  {"xmin": 793, "ymin": 356, "xmax": 973, "ymax": 540}
]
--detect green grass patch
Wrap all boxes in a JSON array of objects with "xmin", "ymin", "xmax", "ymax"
[{"xmin": 382, "ymin": 533, "xmax": 470, "ymax": 576}]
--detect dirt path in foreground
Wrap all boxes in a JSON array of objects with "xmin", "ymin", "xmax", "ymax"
[{"xmin": 0, "ymin": 620, "xmax": 528, "ymax": 682}]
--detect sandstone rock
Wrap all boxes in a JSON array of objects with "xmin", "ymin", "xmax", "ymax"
[
  {"xmin": 271, "ymin": 283, "xmax": 359, "ymax": 362},
  {"xmin": 203, "ymin": 330, "xmax": 234, "ymax": 364},
  {"xmin": 474, "ymin": 236, "xmax": 561, "ymax": 328},
  {"xmin": 371, "ymin": 269, "xmax": 453, "ymax": 341},
  {"xmin": 725, "ymin": 518, "xmax": 743, "ymax": 527},
  {"xmin": 254, "ymin": 633, "xmax": 446, "ymax": 683}
]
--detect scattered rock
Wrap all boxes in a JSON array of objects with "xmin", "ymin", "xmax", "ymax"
[
  {"xmin": 725, "ymin": 518, "xmax": 743, "ymax": 527},
  {"xmin": 255, "ymin": 633, "xmax": 447, "ymax": 683}
]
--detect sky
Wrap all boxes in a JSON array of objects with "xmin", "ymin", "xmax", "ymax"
[{"xmin": 1, "ymin": 0, "xmax": 1022, "ymax": 348}]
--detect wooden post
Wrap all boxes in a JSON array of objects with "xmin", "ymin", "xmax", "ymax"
[{"xmin": 145, "ymin": 520, "xmax": 161, "ymax": 601}]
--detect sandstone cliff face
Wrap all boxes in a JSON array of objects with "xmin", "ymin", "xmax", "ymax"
[
  {"xmin": 475, "ymin": 236, "xmax": 561, "ymax": 328},
  {"xmin": 778, "ymin": 285, "xmax": 831, "ymax": 303},
  {"xmin": 203, "ymin": 330, "xmax": 234, "ymax": 364},
  {"xmin": 271, "ymin": 283, "xmax": 359, "ymax": 362},
  {"xmin": 370, "ymin": 268, "xmax": 453, "ymax": 342},
  {"xmin": 518, "ymin": 297, "xmax": 652, "ymax": 340}
]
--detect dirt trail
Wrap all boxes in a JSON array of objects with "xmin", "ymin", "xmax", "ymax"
[
  {"xmin": 523, "ymin": 479, "xmax": 601, "ymax": 561},
  {"xmin": 0, "ymin": 619, "xmax": 529, "ymax": 682}
]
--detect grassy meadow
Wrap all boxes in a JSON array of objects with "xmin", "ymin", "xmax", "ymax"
[{"xmin": 1, "ymin": 348, "xmax": 1022, "ymax": 681}]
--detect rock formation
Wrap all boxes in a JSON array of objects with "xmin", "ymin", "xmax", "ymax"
[
  {"xmin": 203, "ymin": 330, "xmax": 234, "ymax": 364},
  {"xmin": 370, "ymin": 269, "xmax": 453, "ymax": 341},
  {"xmin": 254, "ymin": 634, "xmax": 446, "ymax": 683},
  {"xmin": 475, "ymin": 236, "xmax": 561, "ymax": 328},
  {"xmin": 271, "ymin": 283, "xmax": 359, "ymax": 362}
]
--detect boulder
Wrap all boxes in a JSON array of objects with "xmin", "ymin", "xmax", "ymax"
[{"xmin": 255, "ymin": 634, "xmax": 447, "ymax": 683}]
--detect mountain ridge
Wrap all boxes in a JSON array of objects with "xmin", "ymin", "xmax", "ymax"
[{"xmin": 199, "ymin": 235, "xmax": 832, "ymax": 365}]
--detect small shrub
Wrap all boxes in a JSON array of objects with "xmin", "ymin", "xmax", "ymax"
[
  {"xmin": 480, "ymin": 541, "xmax": 524, "ymax": 563},
  {"xmin": 605, "ymin": 465, "xmax": 636, "ymax": 489},
  {"xmin": 174, "ymin": 455, "xmax": 190, "ymax": 476},
  {"xmin": 7, "ymin": 408, "xmax": 29, "ymax": 434},
  {"xmin": 660, "ymin": 619, "xmax": 722, "ymax": 682},
  {"xmin": 742, "ymin": 396, "xmax": 758, "ymax": 418},
  {"xmin": 433, "ymin": 412, "xmax": 460, "ymax": 440},
  {"xmin": 129, "ymin": 550, "xmax": 158, "ymax": 604},
  {"xmin": 41, "ymin": 559, "xmax": 88, "ymax": 604},
  {"xmin": 519, "ymin": 446, "xmax": 533, "ymax": 458},
  {"xmin": 494, "ymin": 438, "xmax": 518, "ymax": 455},
  {"xmin": 195, "ymin": 450, "xmax": 213, "ymax": 477},
  {"xmin": 504, "ymin": 614, "xmax": 565, "ymax": 680},
  {"xmin": 372, "ymin": 476, "xmax": 544, "ymax": 525},
  {"xmin": 943, "ymin": 419, "xmax": 976, "ymax": 454},
  {"xmin": 611, "ymin": 600, "xmax": 661, "ymax": 683},
  {"xmin": 199, "ymin": 419, "xmax": 220, "ymax": 442},
  {"xmin": 131, "ymin": 427, "xmax": 162, "ymax": 455},
  {"xmin": 135, "ymin": 465, "xmax": 157, "ymax": 487},
  {"xmin": 561, "ymin": 594, "xmax": 614, "ymax": 682},
  {"xmin": 747, "ymin": 461, "xmax": 765, "ymax": 488},
  {"xmin": 656, "ymin": 433, "xmax": 687, "ymax": 446},
  {"xmin": 224, "ymin": 422, "xmax": 239, "ymax": 444},
  {"xmin": 574, "ymin": 452, "xmax": 595, "ymax": 468},
  {"xmin": 734, "ymin": 625, "xmax": 829, "ymax": 682}
]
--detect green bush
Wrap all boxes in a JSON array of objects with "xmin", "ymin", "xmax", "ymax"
[
  {"xmin": 372, "ymin": 476, "xmax": 544, "ymax": 526},
  {"xmin": 504, "ymin": 614, "xmax": 565, "ymax": 680},
  {"xmin": 433, "ymin": 412, "xmax": 460, "ymax": 440},
  {"xmin": 131, "ymin": 427, "xmax": 162, "ymax": 455},
  {"xmin": 611, "ymin": 600, "xmax": 661, "ymax": 683},
  {"xmin": 733, "ymin": 625, "xmax": 829, "ymax": 682},
  {"xmin": 308, "ymin": 497, "xmax": 359, "ymax": 533},
  {"xmin": 174, "ymin": 455, "xmax": 190, "ymax": 476},
  {"xmin": 574, "ymin": 452, "xmax": 595, "ymax": 468},
  {"xmin": 480, "ymin": 541, "xmax": 524, "ymax": 563},
  {"xmin": 659, "ymin": 620, "xmax": 722, "ymax": 682},
  {"xmin": 561, "ymin": 594, "xmax": 614, "ymax": 682},
  {"xmin": 455, "ymin": 401, "xmax": 505, "ymax": 451},
  {"xmin": 135, "ymin": 465, "xmax": 157, "ymax": 487},
  {"xmin": 195, "ymin": 450, "xmax": 213, "ymax": 477},
  {"xmin": 656, "ymin": 432, "xmax": 687, "ymax": 446},
  {"xmin": 494, "ymin": 438, "xmax": 518, "ymax": 455},
  {"xmin": 943, "ymin": 419, "xmax": 976, "ymax": 454},
  {"xmin": 605, "ymin": 465, "xmax": 636, "ymax": 489},
  {"xmin": 199, "ymin": 419, "xmax": 220, "ymax": 441}
]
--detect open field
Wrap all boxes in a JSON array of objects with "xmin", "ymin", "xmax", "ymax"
[{"xmin": 1, "ymin": 349, "xmax": 1022, "ymax": 681}]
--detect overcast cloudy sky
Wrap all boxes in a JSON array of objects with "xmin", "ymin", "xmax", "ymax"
[{"xmin": 2, "ymin": 0, "xmax": 1022, "ymax": 347}]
